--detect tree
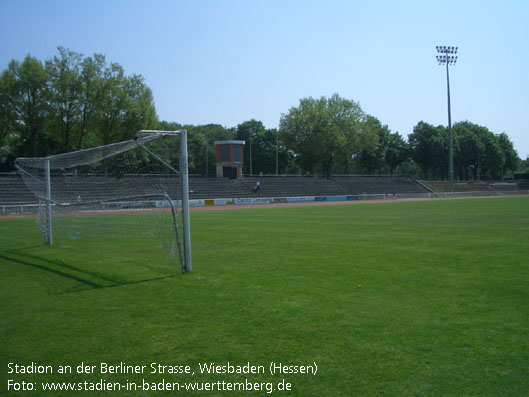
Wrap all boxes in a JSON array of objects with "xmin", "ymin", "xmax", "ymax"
[
  {"xmin": 385, "ymin": 132, "xmax": 409, "ymax": 175},
  {"xmin": 279, "ymin": 94, "xmax": 368, "ymax": 177},
  {"xmin": 497, "ymin": 132, "xmax": 520, "ymax": 176},
  {"xmin": 451, "ymin": 121, "xmax": 518, "ymax": 180},
  {"xmin": 355, "ymin": 118, "xmax": 409, "ymax": 175},
  {"xmin": 236, "ymin": 123, "xmax": 288, "ymax": 175},
  {"xmin": 253, "ymin": 128, "xmax": 290, "ymax": 175},
  {"xmin": 453, "ymin": 121, "xmax": 484, "ymax": 180},
  {"xmin": 408, "ymin": 121, "xmax": 448, "ymax": 179},
  {"xmin": 329, "ymin": 94, "xmax": 370, "ymax": 175},
  {"xmin": 0, "ymin": 71, "xmax": 19, "ymax": 170},
  {"xmin": 478, "ymin": 128, "xmax": 504, "ymax": 179},
  {"xmin": 236, "ymin": 119, "xmax": 265, "ymax": 175},
  {"xmin": 119, "ymin": 73, "xmax": 157, "ymax": 140},
  {"xmin": 520, "ymin": 156, "xmax": 529, "ymax": 173},
  {"xmin": 77, "ymin": 53, "xmax": 106, "ymax": 149},
  {"xmin": 3, "ymin": 55, "xmax": 51, "ymax": 157},
  {"xmin": 0, "ymin": 68, "xmax": 17, "ymax": 150},
  {"xmin": 189, "ymin": 123, "xmax": 234, "ymax": 176},
  {"xmin": 355, "ymin": 115, "xmax": 389, "ymax": 174},
  {"xmin": 0, "ymin": 48, "xmax": 158, "ymax": 170},
  {"xmin": 93, "ymin": 62, "xmax": 144, "ymax": 145},
  {"xmin": 45, "ymin": 46, "xmax": 83, "ymax": 152},
  {"xmin": 40, "ymin": 49, "xmax": 158, "ymax": 148},
  {"xmin": 280, "ymin": 97, "xmax": 324, "ymax": 175},
  {"xmin": 45, "ymin": 48, "xmax": 158, "ymax": 151}
]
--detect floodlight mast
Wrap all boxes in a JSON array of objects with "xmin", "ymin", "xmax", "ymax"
[{"xmin": 436, "ymin": 45, "xmax": 458, "ymax": 182}]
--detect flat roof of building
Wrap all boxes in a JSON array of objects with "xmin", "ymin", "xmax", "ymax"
[{"xmin": 214, "ymin": 140, "xmax": 245, "ymax": 145}]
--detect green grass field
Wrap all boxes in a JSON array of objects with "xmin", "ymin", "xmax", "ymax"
[{"xmin": 1, "ymin": 197, "xmax": 529, "ymax": 396}]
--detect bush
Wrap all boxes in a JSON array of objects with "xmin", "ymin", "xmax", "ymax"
[{"xmin": 513, "ymin": 172, "xmax": 529, "ymax": 180}]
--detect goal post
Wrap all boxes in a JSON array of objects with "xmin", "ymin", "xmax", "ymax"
[
  {"xmin": 15, "ymin": 130, "xmax": 192, "ymax": 274},
  {"xmin": 179, "ymin": 129, "xmax": 192, "ymax": 273},
  {"xmin": 44, "ymin": 159, "xmax": 53, "ymax": 245}
]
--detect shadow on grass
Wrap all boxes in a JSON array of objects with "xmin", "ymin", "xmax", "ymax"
[{"xmin": 0, "ymin": 248, "xmax": 175, "ymax": 294}]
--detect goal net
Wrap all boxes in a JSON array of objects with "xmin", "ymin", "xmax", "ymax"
[{"xmin": 15, "ymin": 130, "xmax": 191, "ymax": 274}]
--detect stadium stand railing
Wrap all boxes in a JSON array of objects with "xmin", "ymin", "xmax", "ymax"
[
  {"xmin": 424, "ymin": 180, "xmax": 525, "ymax": 193},
  {"xmin": 332, "ymin": 175, "xmax": 429, "ymax": 195}
]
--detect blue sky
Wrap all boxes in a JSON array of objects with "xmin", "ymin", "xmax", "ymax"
[{"xmin": 1, "ymin": 0, "xmax": 528, "ymax": 158}]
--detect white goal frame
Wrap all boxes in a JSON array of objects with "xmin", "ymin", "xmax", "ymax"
[{"xmin": 15, "ymin": 130, "xmax": 192, "ymax": 273}]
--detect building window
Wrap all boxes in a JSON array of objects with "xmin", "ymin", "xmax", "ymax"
[{"xmin": 221, "ymin": 145, "xmax": 229, "ymax": 162}]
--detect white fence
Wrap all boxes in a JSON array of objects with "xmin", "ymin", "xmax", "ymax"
[{"xmin": 2, "ymin": 190, "xmax": 528, "ymax": 215}]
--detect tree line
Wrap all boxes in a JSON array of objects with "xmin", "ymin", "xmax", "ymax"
[{"xmin": 1, "ymin": 48, "xmax": 525, "ymax": 179}]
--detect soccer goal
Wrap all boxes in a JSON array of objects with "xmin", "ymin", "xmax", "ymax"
[{"xmin": 15, "ymin": 130, "xmax": 192, "ymax": 273}]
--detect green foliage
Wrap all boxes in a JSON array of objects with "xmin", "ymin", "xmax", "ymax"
[
  {"xmin": 384, "ymin": 132, "xmax": 409, "ymax": 175},
  {"xmin": 46, "ymin": 47, "xmax": 83, "ymax": 152},
  {"xmin": 410, "ymin": 120, "xmax": 521, "ymax": 180},
  {"xmin": 280, "ymin": 96, "xmax": 411, "ymax": 176},
  {"xmin": 280, "ymin": 94, "xmax": 369, "ymax": 177},
  {"xmin": 1, "ymin": 197, "xmax": 529, "ymax": 395},
  {"xmin": 453, "ymin": 121, "xmax": 485, "ymax": 180},
  {"xmin": 235, "ymin": 119, "xmax": 289, "ymax": 175},
  {"xmin": 3, "ymin": 55, "xmax": 50, "ymax": 158},
  {"xmin": 497, "ymin": 132, "xmax": 520, "ymax": 174},
  {"xmin": 408, "ymin": 121, "xmax": 448, "ymax": 179},
  {"xmin": 236, "ymin": 119, "xmax": 265, "ymax": 175},
  {"xmin": 354, "ymin": 115, "xmax": 384, "ymax": 174},
  {"xmin": 187, "ymin": 123, "xmax": 235, "ymax": 176},
  {"xmin": 354, "ymin": 116, "xmax": 408, "ymax": 175},
  {"xmin": 520, "ymin": 156, "xmax": 529, "ymax": 173},
  {"xmin": 0, "ymin": 47, "xmax": 157, "ymax": 168},
  {"xmin": 479, "ymin": 127, "xmax": 504, "ymax": 178},
  {"xmin": 514, "ymin": 172, "xmax": 529, "ymax": 180}
]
